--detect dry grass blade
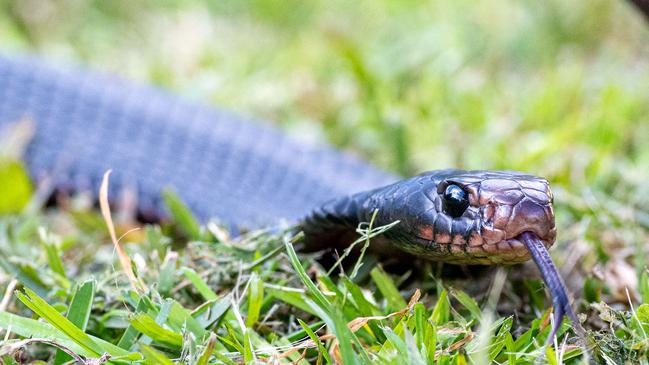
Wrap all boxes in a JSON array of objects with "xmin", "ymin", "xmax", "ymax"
[{"xmin": 99, "ymin": 170, "xmax": 142, "ymax": 292}]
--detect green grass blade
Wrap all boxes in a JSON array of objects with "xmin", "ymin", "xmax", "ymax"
[
  {"xmin": 285, "ymin": 235, "xmax": 360, "ymax": 365},
  {"xmin": 15, "ymin": 288, "xmax": 106, "ymax": 357},
  {"xmin": 430, "ymin": 289, "xmax": 450, "ymax": 325},
  {"xmin": 167, "ymin": 301, "xmax": 207, "ymax": 340},
  {"xmin": 370, "ymin": 266, "xmax": 406, "ymax": 311},
  {"xmin": 54, "ymin": 280, "xmax": 95, "ymax": 365},
  {"xmin": 283, "ymin": 233, "xmax": 330, "ymax": 309},
  {"xmin": 196, "ymin": 332, "xmax": 217, "ymax": 365},
  {"xmin": 450, "ymin": 289, "xmax": 482, "ymax": 320},
  {"xmin": 298, "ymin": 318, "xmax": 331, "ymax": 364},
  {"xmin": 0, "ymin": 257, "xmax": 48, "ymax": 297},
  {"xmin": 183, "ymin": 267, "xmax": 218, "ymax": 301},
  {"xmin": 117, "ymin": 296, "xmax": 154, "ymax": 350},
  {"xmin": 0, "ymin": 311, "xmax": 132, "ymax": 358},
  {"xmin": 40, "ymin": 238, "xmax": 66, "ymax": 279},
  {"xmin": 246, "ymin": 272, "xmax": 264, "ymax": 327},
  {"xmin": 140, "ymin": 344, "xmax": 175, "ymax": 365},
  {"xmin": 162, "ymin": 189, "xmax": 201, "ymax": 240},
  {"xmin": 129, "ymin": 313, "xmax": 183, "ymax": 349}
]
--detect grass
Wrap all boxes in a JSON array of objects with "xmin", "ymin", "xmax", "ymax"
[
  {"xmin": 0, "ymin": 197, "xmax": 584, "ymax": 364},
  {"xmin": 0, "ymin": 0, "xmax": 649, "ymax": 363}
]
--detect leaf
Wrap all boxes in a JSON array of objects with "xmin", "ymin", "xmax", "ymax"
[
  {"xmin": 266, "ymin": 287, "xmax": 319, "ymax": 316},
  {"xmin": 284, "ymin": 233, "xmax": 330, "ymax": 309},
  {"xmin": 193, "ymin": 295, "xmax": 232, "ymax": 329},
  {"xmin": 639, "ymin": 269, "xmax": 649, "ymax": 304},
  {"xmin": 0, "ymin": 256, "xmax": 48, "ymax": 297},
  {"xmin": 284, "ymin": 234, "xmax": 360, "ymax": 365},
  {"xmin": 414, "ymin": 303, "xmax": 426, "ymax": 351},
  {"xmin": 38, "ymin": 228, "xmax": 67, "ymax": 279},
  {"xmin": 404, "ymin": 325, "xmax": 426, "ymax": 365}
]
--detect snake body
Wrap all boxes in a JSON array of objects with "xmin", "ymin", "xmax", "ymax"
[
  {"xmin": 0, "ymin": 54, "xmax": 579, "ymax": 339},
  {"xmin": 0, "ymin": 55, "xmax": 396, "ymax": 228}
]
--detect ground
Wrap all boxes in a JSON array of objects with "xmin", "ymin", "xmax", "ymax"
[{"xmin": 0, "ymin": 0, "xmax": 648, "ymax": 364}]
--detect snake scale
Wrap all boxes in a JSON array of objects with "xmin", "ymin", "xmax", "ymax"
[{"xmin": 0, "ymin": 54, "xmax": 580, "ymax": 340}]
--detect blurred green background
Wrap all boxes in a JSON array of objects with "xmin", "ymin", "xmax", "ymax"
[
  {"xmin": 1, "ymin": 0, "xmax": 648, "ymax": 279},
  {"xmin": 2, "ymin": 0, "xmax": 648, "ymax": 183}
]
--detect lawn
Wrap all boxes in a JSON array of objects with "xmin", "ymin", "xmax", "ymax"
[{"xmin": 1, "ymin": 0, "xmax": 649, "ymax": 363}]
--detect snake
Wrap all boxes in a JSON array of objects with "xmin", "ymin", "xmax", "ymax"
[{"xmin": 0, "ymin": 54, "xmax": 579, "ymax": 340}]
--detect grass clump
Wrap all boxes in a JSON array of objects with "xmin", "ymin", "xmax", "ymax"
[{"xmin": 0, "ymin": 187, "xmax": 646, "ymax": 363}]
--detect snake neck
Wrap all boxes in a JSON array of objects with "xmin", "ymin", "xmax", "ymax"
[{"xmin": 299, "ymin": 191, "xmax": 371, "ymax": 250}]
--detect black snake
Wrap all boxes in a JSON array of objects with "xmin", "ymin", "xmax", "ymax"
[{"xmin": 0, "ymin": 54, "xmax": 580, "ymax": 341}]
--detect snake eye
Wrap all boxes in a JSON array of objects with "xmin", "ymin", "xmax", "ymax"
[{"xmin": 443, "ymin": 185, "xmax": 469, "ymax": 218}]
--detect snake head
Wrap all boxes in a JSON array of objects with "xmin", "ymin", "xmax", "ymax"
[
  {"xmin": 440, "ymin": 171, "xmax": 555, "ymax": 264},
  {"xmin": 385, "ymin": 170, "xmax": 556, "ymax": 265}
]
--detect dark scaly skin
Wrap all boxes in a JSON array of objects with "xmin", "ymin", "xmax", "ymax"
[
  {"xmin": 302, "ymin": 169, "xmax": 556, "ymax": 265},
  {"xmin": 302, "ymin": 169, "xmax": 581, "ymax": 341}
]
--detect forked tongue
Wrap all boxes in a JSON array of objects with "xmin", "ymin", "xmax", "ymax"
[{"xmin": 519, "ymin": 231, "xmax": 583, "ymax": 345}]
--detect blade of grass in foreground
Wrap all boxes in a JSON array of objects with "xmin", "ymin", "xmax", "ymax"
[
  {"xmin": 53, "ymin": 280, "xmax": 96, "ymax": 365},
  {"xmin": 15, "ymin": 288, "xmax": 106, "ymax": 357},
  {"xmin": 284, "ymin": 234, "xmax": 363, "ymax": 365},
  {"xmin": 0, "ymin": 311, "xmax": 134, "ymax": 359}
]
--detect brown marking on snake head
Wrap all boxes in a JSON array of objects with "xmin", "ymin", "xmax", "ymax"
[
  {"xmin": 417, "ymin": 225, "xmax": 434, "ymax": 241},
  {"xmin": 452, "ymin": 233, "xmax": 465, "ymax": 245},
  {"xmin": 466, "ymin": 246, "xmax": 485, "ymax": 255},
  {"xmin": 450, "ymin": 244, "xmax": 464, "ymax": 254},
  {"xmin": 481, "ymin": 226, "xmax": 505, "ymax": 245},
  {"xmin": 468, "ymin": 230, "xmax": 483, "ymax": 247},
  {"xmin": 433, "ymin": 214, "xmax": 452, "ymax": 244},
  {"xmin": 483, "ymin": 243, "xmax": 498, "ymax": 253}
]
